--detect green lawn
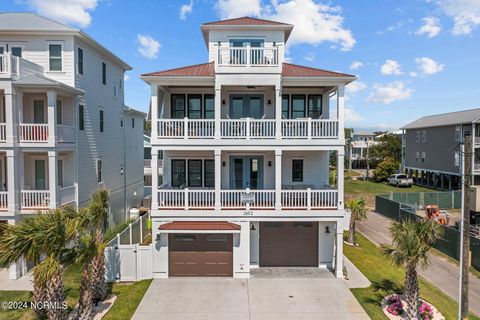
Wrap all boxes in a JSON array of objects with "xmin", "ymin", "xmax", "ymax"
[
  {"xmin": 344, "ymin": 232, "xmax": 480, "ymax": 320},
  {"xmin": 345, "ymin": 179, "xmax": 434, "ymax": 209},
  {"xmin": 0, "ymin": 265, "xmax": 151, "ymax": 320}
]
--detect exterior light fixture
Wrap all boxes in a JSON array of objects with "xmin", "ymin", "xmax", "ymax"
[
  {"xmin": 250, "ymin": 224, "xmax": 256, "ymax": 231},
  {"xmin": 267, "ymin": 99, "xmax": 272, "ymax": 105},
  {"xmin": 267, "ymin": 161, "xmax": 272, "ymax": 167},
  {"xmin": 222, "ymin": 161, "xmax": 226, "ymax": 167},
  {"xmin": 222, "ymin": 99, "xmax": 226, "ymax": 105},
  {"xmin": 325, "ymin": 226, "xmax": 331, "ymax": 234}
]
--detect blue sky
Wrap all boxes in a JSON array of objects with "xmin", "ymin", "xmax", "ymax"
[{"xmin": 2, "ymin": 0, "xmax": 480, "ymax": 131}]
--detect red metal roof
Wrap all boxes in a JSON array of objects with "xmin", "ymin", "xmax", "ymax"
[
  {"xmin": 142, "ymin": 62, "xmax": 214, "ymax": 77},
  {"xmin": 203, "ymin": 17, "xmax": 290, "ymax": 26},
  {"xmin": 282, "ymin": 63, "xmax": 355, "ymax": 78},
  {"xmin": 158, "ymin": 221, "xmax": 241, "ymax": 231}
]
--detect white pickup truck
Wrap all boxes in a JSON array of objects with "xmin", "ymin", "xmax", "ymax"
[{"xmin": 388, "ymin": 174, "xmax": 413, "ymax": 187}]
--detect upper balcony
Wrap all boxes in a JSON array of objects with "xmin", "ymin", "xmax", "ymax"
[
  {"xmin": 217, "ymin": 46, "xmax": 279, "ymax": 67},
  {"xmin": 0, "ymin": 53, "xmax": 44, "ymax": 80}
]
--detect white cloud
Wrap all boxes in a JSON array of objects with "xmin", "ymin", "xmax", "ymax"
[
  {"xmin": 346, "ymin": 81, "xmax": 367, "ymax": 94},
  {"xmin": 25, "ymin": 0, "xmax": 97, "ymax": 27},
  {"xmin": 345, "ymin": 106, "xmax": 364, "ymax": 122},
  {"xmin": 409, "ymin": 71, "xmax": 418, "ymax": 78},
  {"xmin": 415, "ymin": 17, "xmax": 442, "ymax": 37},
  {"xmin": 366, "ymin": 81, "xmax": 413, "ymax": 104},
  {"xmin": 415, "ymin": 57, "xmax": 445, "ymax": 74},
  {"xmin": 215, "ymin": 0, "xmax": 356, "ymax": 51},
  {"xmin": 216, "ymin": 0, "xmax": 262, "ymax": 19},
  {"xmin": 380, "ymin": 59, "xmax": 402, "ymax": 75},
  {"xmin": 304, "ymin": 52, "xmax": 315, "ymax": 61},
  {"xmin": 137, "ymin": 34, "xmax": 161, "ymax": 59},
  {"xmin": 180, "ymin": 0, "xmax": 194, "ymax": 21},
  {"xmin": 124, "ymin": 75, "xmax": 129, "ymax": 81},
  {"xmin": 350, "ymin": 61, "xmax": 364, "ymax": 70},
  {"xmin": 430, "ymin": 0, "xmax": 480, "ymax": 35}
]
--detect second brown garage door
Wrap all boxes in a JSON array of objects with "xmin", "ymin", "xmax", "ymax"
[
  {"xmin": 260, "ymin": 222, "xmax": 318, "ymax": 267},
  {"xmin": 169, "ymin": 233, "xmax": 233, "ymax": 276}
]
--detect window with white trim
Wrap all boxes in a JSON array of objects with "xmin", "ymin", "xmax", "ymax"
[
  {"xmin": 415, "ymin": 131, "xmax": 420, "ymax": 142},
  {"xmin": 48, "ymin": 44, "xmax": 62, "ymax": 71},
  {"xmin": 421, "ymin": 152, "xmax": 426, "ymax": 163},
  {"xmin": 415, "ymin": 152, "xmax": 419, "ymax": 162},
  {"xmin": 77, "ymin": 47, "xmax": 83, "ymax": 74},
  {"xmin": 455, "ymin": 126, "xmax": 461, "ymax": 142},
  {"xmin": 454, "ymin": 151, "xmax": 460, "ymax": 166},
  {"xmin": 421, "ymin": 130, "xmax": 427, "ymax": 142}
]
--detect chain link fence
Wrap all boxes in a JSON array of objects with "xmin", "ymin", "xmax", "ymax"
[{"xmin": 375, "ymin": 192, "xmax": 479, "ymax": 272}]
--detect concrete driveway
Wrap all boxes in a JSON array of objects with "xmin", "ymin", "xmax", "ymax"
[{"xmin": 132, "ymin": 273, "xmax": 369, "ymax": 320}]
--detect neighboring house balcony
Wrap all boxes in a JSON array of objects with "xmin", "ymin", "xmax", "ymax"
[
  {"xmin": 0, "ymin": 53, "xmax": 44, "ymax": 80},
  {"xmin": 0, "ymin": 89, "xmax": 77, "ymax": 146},
  {"xmin": 0, "ymin": 151, "xmax": 76, "ymax": 213},
  {"xmin": 150, "ymin": 149, "xmax": 344, "ymax": 217}
]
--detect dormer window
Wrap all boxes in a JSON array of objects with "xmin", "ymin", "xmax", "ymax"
[{"xmin": 229, "ymin": 39, "xmax": 264, "ymax": 48}]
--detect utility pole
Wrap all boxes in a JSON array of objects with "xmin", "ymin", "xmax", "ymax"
[{"xmin": 459, "ymin": 135, "xmax": 471, "ymax": 319}]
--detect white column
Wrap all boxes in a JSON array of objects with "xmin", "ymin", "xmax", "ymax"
[
  {"xmin": 322, "ymin": 93, "xmax": 330, "ymax": 119},
  {"xmin": 275, "ymin": 149, "xmax": 282, "ymax": 210},
  {"xmin": 215, "ymin": 149, "xmax": 221, "ymax": 210},
  {"xmin": 275, "ymin": 85, "xmax": 282, "ymax": 139},
  {"xmin": 214, "ymin": 86, "xmax": 221, "ymax": 139},
  {"xmin": 47, "ymin": 91, "xmax": 57, "ymax": 144},
  {"xmin": 335, "ymin": 220, "xmax": 344, "ymax": 278},
  {"xmin": 8, "ymin": 220, "xmax": 21, "ymax": 280},
  {"xmin": 337, "ymin": 150, "xmax": 344, "ymax": 210},
  {"xmin": 151, "ymin": 149, "xmax": 159, "ymax": 210},
  {"xmin": 150, "ymin": 85, "xmax": 158, "ymax": 144},
  {"xmin": 6, "ymin": 150, "xmax": 17, "ymax": 212},
  {"xmin": 337, "ymin": 84, "xmax": 345, "ymax": 141},
  {"xmin": 48, "ymin": 151, "xmax": 58, "ymax": 208},
  {"xmin": 4, "ymin": 86, "xmax": 16, "ymax": 145}
]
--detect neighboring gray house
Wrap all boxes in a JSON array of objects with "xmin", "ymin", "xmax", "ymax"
[{"xmin": 401, "ymin": 108, "xmax": 480, "ymax": 190}]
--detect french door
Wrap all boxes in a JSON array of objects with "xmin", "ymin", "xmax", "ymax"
[
  {"xmin": 229, "ymin": 95, "xmax": 263, "ymax": 119},
  {"xmin": 230, "ymin": 156, "xmax": 263, "ymax": 190}
]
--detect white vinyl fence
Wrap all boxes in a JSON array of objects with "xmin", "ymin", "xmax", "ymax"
[{"xmin": 105, "ymin": 212, "xmax": 154, "ymax": 282}]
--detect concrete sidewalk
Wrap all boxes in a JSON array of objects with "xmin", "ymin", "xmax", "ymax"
[
  {"xmin": 357, "ymin": 212, "xmax": 480, "ymax": 316},
  {"xmin": 0, "ymin": 269, "xmax": 33, "ymax": 291}
]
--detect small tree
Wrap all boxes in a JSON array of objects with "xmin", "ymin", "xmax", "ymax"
[
  {"xmin": 345, "ymin": 198, "xmax": 367, "ymax": 245},
  {"xmin": 373, "ymin": 156, "xmax": 399, "ymax": 182},
  {"xmin": 383, "ymin": 219, "xmax": 441, "ymax": 319}
]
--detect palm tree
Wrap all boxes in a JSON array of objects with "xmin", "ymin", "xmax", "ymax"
[
  {"xmin": 73, "ymin": 231, "xmax": 106, "ymax": 320},
  {"xmin": 88, "ymin": 189, "xmax": 110, "ymax": 302},
  {"xmin": 0, "ymin": 217, "xmax": 48, "ymax": 318},
  {"xmin": 383, "ymin": 219, "xmax": 441, "ymax": 319},
  {"xmin": 345, "ymin": 198, "xmax": 367, "ymax": 245}
]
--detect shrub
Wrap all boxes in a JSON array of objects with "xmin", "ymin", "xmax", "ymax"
[
  {"xmin": 418, "ymin": 302, "xmax": 434, "ymax": 320},
  {"xmin": 386, "ymin": 294, "xmax": 404, "ymax": 316},
  {"xmin": 373, "ymin": 156, "xmax": 399, "ymax": 182}
]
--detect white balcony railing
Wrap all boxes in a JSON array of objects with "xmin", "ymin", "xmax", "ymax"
[
  {"xmin": 0, "ymin": 191, "xmax": 8, "ymax": 210},
  {"xmin": 57, "ymin": 125, "xmax": 75, "ymax": 143},
  {"xmin": 59, "ymin": 185, "xmax": 76, "ymax": 205},
  {"xmin": 158, "ymin": 189, "xmax": 215, "ymax": 209},
  {"xmin": 0, "ymin": 123, "xmax": 6, "ymax": 142},
  {"xmin": 281, "ymin": 119, "xmax": 339, "ymax": 139},
  {"xmin": 21, "ymin": 190, "xmax": 50, "ymax": 209},
  {"xmin": 157, "ymin": 189, "xmax": 337, "ymax": 210},
  {"xmin": 156, "ymin": 118, "xmax": 339, "ymax": 140},
  {"xmin": 0, "ymin": 54, "xmax": 19, "ymax": 77},
  {"xmin": 221, "ymin": 119, "xmax": 275, "ymax": 139},
  {"xmin": 157, "ymin": 119, "xmax": 215, "ymax": 139},
  {"xmin": 218, "ymin": 47, "xmax": 278, "ymax": 67},
  {"xmin": 19, "ymin": 124, "xmax": 49, "ymax": 143}
]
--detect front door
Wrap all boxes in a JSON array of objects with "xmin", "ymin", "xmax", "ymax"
[
  {"xmin": 230, "ymin": 156, "xmax": 263, "ymax": 189},
  {"xmin": 34, "ymin": 159, "xmax": 46, "ymax": 190},
  {"xmin": 229, "ymin": 95, "xmax": 263, "ymax": 119}
]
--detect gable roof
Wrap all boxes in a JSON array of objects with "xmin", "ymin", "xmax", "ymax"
[
  {"xmin": 141, "ymin": 62, "xmax": 214, "ymax": 77},
  {"xmin": 203, "ymin": 16, "xmax": 290, "ymax": 26},
  {"xmin": 0, "ymin": 12, "xmax": 131, "ymax": 70},
  {"xmin": 401, "ymin": 108, "xmax": 480, "ymax": 129},
  {"xmin": 282, "ymin": 63, "xmax": 355, "ymax": 78}
]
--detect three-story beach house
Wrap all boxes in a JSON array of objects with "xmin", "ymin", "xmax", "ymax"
[
  {"xmin": 0, "ymin": 13, "xmax": 145, "ymax": 279},
  {"xmin": 142, "ymin": 17, "xmax": 356, "ymax": 278}
]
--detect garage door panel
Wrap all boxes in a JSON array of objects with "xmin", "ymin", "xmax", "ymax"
[
  {"xmin": 169, "ymin": 234, "xmax": 233, "ymax": 277},
  {"xmin": 260, "ymin": 222, "xmax": 318, "ymax": 267}
]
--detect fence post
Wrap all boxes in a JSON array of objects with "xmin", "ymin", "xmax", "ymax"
[
  {"xmin": 129, "ymin": 223, "xmax": 132, "ymax": 245},
  {"xmin": 116, "ymin": 233, "xmax": 120, "ymax": 247},
  {"xmin": 140, "ymin": 215, "xmax": 143, "ymax": 243}
]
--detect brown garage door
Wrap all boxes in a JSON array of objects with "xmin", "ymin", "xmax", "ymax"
[
  {"xmin": 169, "ymin": 233, "xmax": 233, "ymax": 276},
  {"xmin": 260, "ymin": 222, "xmax": 318, "ymax": 267}
]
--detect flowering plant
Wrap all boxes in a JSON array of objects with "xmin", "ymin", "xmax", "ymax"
[
  {"xmin": 418, "ymin": 302, "xmax": 434, "ymax": 320},
  {"xmin": 386, "ymin": 295, "xmax": 404, "ymax": 316}
]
